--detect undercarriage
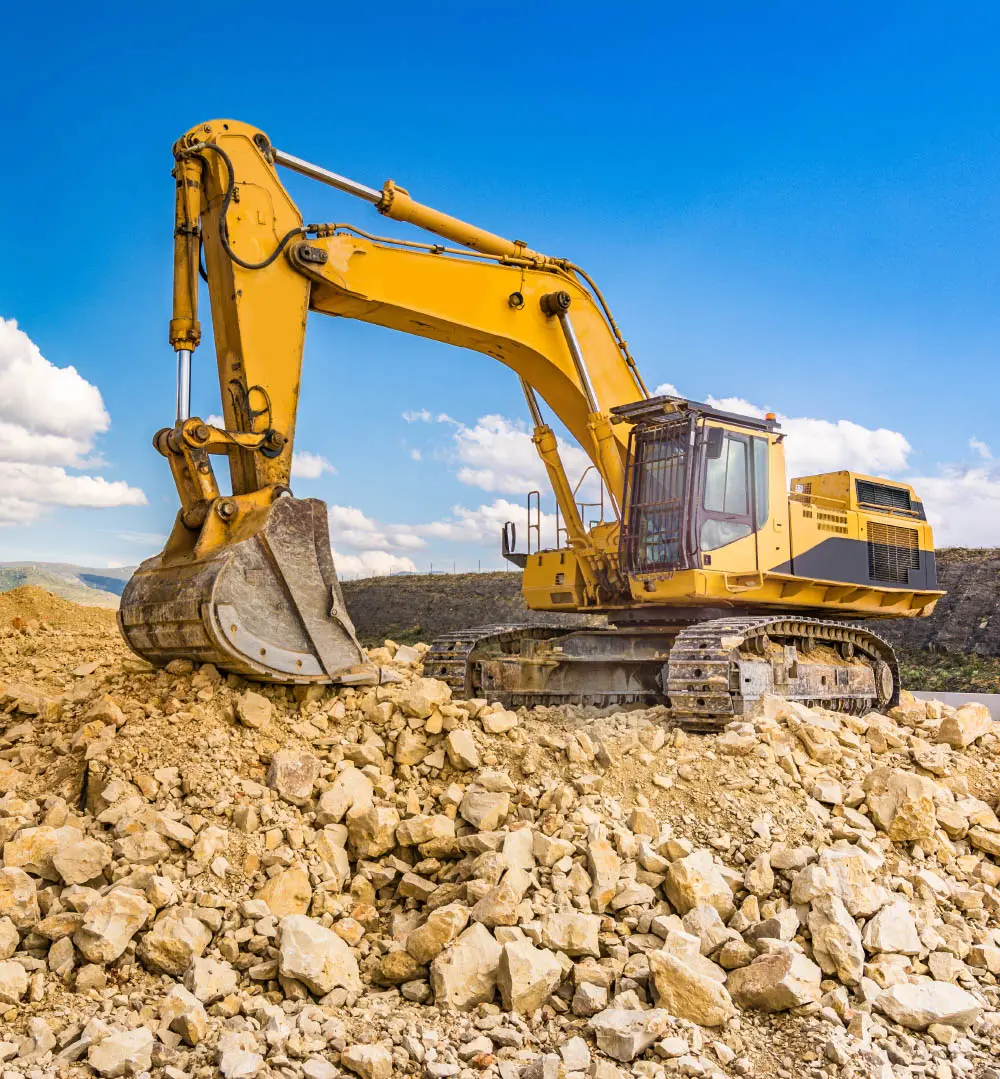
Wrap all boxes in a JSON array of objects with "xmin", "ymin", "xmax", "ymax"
[{"xmin": 423, "ymin": 616, "xmax": 899, "ymax": 732}]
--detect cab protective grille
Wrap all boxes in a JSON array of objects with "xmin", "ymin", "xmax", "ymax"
[
  {"xmin": 868, "ymin": 522, "xmax": 919, "ymax": 584},
  {"xmin": 619, "ymin": 417, "xmax": 694, "ymax": 576}
]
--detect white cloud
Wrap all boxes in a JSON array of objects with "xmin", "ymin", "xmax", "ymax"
[
  {"xmin": 333, "ymin": 548, "xmax": 418, "ymax": 578},
  {"xmin": 774, "ymin": 415, "xmax": 910, "ymax": 480},
  {"xmin": 969, "ymin": 437, "xmax": 992, "ymax": 461},
  {"xmin": 292, "ymin": 450, "xmax": 336, "ymax": 480},
  {"xmin": 907, "ymin": 465, "xmax": 1000, "ymax": 547},
  {"xmin": 652, "ymin": 382, "xmax": 681, "ymax": 398},
  {"xmin": 449, "ymin": 414, "xmax": 595, "ymax": 497},
  {"xmin": 412, "ymin": 497, "xmax": 560, "ymax": 547},
  {"xmin": 0, "ymin": 319, "xmax": 146, "ymax": 526},
  {"xmin": 0, "ymin": 464, "xmax": 147, "ymax": 526},
  {"xmin": 0, "ymin": 318, "xmax": 109, "ymax": 465},
  {"xmin": 702, "ymin": 392, "xmax": 912, "ymax": 481},
  {"xmin": 403, "ymin": 409, "xmax": 433, "ymax": 423},
  {"xmin": 410, "ymin": 448, "xmax": 422, "ymax": 461},
  {"xmin": 327, "ymin": 504, "xmax": 426, "ymax": 553},
  {"xmin": 205, "ymin": 414, "xmax": 224, "ymax": 428}
]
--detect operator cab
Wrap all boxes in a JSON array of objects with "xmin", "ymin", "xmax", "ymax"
[{"xmin": 613, "ymin": 394, "xmax": 779, "ymax": 576}]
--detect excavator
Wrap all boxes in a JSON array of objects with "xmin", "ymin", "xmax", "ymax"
[{"xmin": 119, "ymin": 119, "xmax": 944, "ymax": 730}]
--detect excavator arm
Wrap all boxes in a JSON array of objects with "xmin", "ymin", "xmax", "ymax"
[{"xmin": 119, "ymin": 119, "xmax": 651, "ymax": 682}]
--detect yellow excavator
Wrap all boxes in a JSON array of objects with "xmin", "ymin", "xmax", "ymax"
[{"xmin": 119, "ymin": 119, "xmax": 944, "ymax": 729}]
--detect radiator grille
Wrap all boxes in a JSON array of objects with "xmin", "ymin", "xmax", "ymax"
[
  {"xmin": 857, "ymin": 479, "xmax": 912, "ymax": 512},
  {"xmin": 868, "ymin": 522, "xmax": 920, "ymax": 584}
]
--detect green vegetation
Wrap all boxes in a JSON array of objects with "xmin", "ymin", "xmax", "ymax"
[{"xmin": 898, "ymin": 649, "xmax": 1000, "ymax": 693}]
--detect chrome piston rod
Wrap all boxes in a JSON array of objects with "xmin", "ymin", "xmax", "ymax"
[
  {"xmin": 273, "ymin": 149, "xmax": 381, "ymax": 205},
  {"xmin": 176, "ymin": 349, "xmax": 192, "ymax": 424}
]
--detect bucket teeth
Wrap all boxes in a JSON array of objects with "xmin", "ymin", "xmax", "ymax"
[{"xmin": 118, "ymin": 497, "xmax": 367, "ymax": 683}]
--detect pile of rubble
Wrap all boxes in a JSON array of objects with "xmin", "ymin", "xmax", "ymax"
[{"xmin": 0, "ymin": 587, "xmax": 999, "ymax": 1079}]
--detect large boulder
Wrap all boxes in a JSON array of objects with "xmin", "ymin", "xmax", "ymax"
[
  {"xmin": 808, "ymin": 894, "xmax": 864, "ymax": 985},
  {"xmin": 664, "ymin": 850, "xmax": 735, "ymax": 920},
  {"xmin": 73, "ymin": 888, "xmax": 152, "ymax": 964},
  {"xmin": 497, "ymin": 938, "xmax": 563, "ymax": 1013},
  {"xmin": 875, "ymin": 981, "xmax": 982, "ymax": 1031},
  {"xmin": 727, "ymin": 952, "xmax": 822, "ymax": 1012},
  {"xmin": 430, "ymin": 923, "xmax": 501, "ymax": 1010},
  {"xmin": 648, "ymin": 950, "xmax": 734, "ymax": 1027},
  {"xmin": 277, "ymin": 914, "xmax": 361, "ymax": 996},
  {"xmin": 138, "ymin": 912, "xmax": 212, "ymax": 976}
]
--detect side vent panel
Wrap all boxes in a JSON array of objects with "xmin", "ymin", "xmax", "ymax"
[{"xmin": 857, "ymin": 479, "xmax": 912, "ymax": 513}]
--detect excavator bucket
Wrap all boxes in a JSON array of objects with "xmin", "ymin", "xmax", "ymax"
[{"xmin": 118, "ymin": 497, "xmax": 369, "ymax": 683}]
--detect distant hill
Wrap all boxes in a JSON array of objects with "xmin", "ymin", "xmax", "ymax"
[{"xmin": 0, "ymin": 562, "xmax": 131, "ymax": 608}]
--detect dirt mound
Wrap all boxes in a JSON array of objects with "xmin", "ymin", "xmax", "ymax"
[
  {"xmin": 0, "ymin": 604, "xmax": 998, "ymax": 1078},
  {"xmin": 0, "ymin": 584, "xmax": 118, "ymax": 631}
]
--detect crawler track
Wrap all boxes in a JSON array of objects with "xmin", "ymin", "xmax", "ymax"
[{"xmin": 424, "ymin": 616, "xmax": 899, "ymax": 731}]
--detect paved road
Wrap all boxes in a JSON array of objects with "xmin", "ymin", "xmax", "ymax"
[{"xmin": 911, "ymin": 691, "xmax": 1000, "ymax": 720}]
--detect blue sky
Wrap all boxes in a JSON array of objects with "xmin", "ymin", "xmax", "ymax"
[{"xmin": 1, "ymin": 2, "xmax": 999, "ymax": 572}]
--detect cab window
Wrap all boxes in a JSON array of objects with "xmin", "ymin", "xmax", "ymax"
[{"xmin": 701, "ymin": 429, "xmax": 757, "ymax": 552}]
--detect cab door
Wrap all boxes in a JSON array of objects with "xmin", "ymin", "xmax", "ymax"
[{"xmin": 699, "ymin": 428, "xmax": 769, "ymax": 572}]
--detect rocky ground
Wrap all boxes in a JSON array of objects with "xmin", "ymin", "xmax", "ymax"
[{"xmin": 0, "ymin": 587, "xmax": 999, "ymax": 1079}]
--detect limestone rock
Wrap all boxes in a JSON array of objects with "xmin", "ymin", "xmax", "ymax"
[
  {"xmin": 0, "ymin": 917, "xmax": 16, "ymax": 959},
  {"xmin": 875, "ymin": 981, "xmax": 982, "ymax": 1031},
  {"xmin": 347, "ymin": 806, "xmax": 400, "ymax": 859},
  {"xmin": 0, "ymin": 960, "xmax": 27, "ymax": 1004},
  {"xmin": 396, "ymin": 813, "xmax": 455, "ymax": 846},
  {"xmin": 256, "ymin": 866, "xmax": 312, "ymax": 917},
  {"xmin": 406, "ymin": 903, "xmax": 471, "ymax": 964},
  {"xmin": 267, "ymin": 749, "xmax": 321, "ymax": 805},
  {"xmin": 236, "ymin": 690, "xmax": 272, "ymax": 729},
  {"xmin": 4, "ymin": 824, "xmax": 80, "ymax": 881},
  {"xmin": 0, "ymin": 867, "xmax": 39, "ymax": 929},
  {"xmin": 472, "ymin": 868, "xmax": 530, "ymax": 927},
  {"xmin": 52, "ymin": 835, "xmax": 111, "ymax": 886},
  {"xmin": 341, "ymin": 1044, "xmax": 392, "ymax": 1079},
  {"xmin": 727, "ymin": 952, "xmax": 823, "ymax": 1012},
  {"xmin": 665, "ymin": 849, "xmax": 736, "ymax": 920},
  {"xmin": 88, "ymin": 1027, "xmax": 154, "ymax": 1078},
  {"xmin": 808, "ymin": 894, "xmax": 864, "ymax": 985},
  {"xmin": 648, "ymin": 949, "xmax": 735, "ymax": 1027},
  {"xmin": 398, "ymin": 676, "xmax": 451, "ymax": 719},
  {"xmin": 160, "ymin": 983, "xmax": 208, "ymax": 1045},
  {"xmin": 316, "ymin": 767, "xmax": 374, "ymax": 824},
  {"xmin": 861, "ymin": 900, "xmax": 922, "ymax": 955},
  {"xmin": 587, "ymin": 835, "xmax": 621, "ymax": 913},
  {"xmin": 73, "ymin": 888, "xmax": 152, "ymax": 964},
  {"xmin": 745, "ymin": 854, "xmax": 774, "ymax": 898},
  {"xmin": 185, "ymin": 956, "xmax": 239, "ymax": 1003},
  {"xmin": 935, "ymin": 703, "xmax": 992, "ymax": 748},
  {"xmin": 498, "ymin": 938, "xmax": 562, "ymax": 1013},
  {"xmin": 539, "ymin": 910, "xmax": 601, "ymax": 958},
  {"xmin": 459, "ymin": 791, "xmax": 510, "ymax": 831},
  {"xmin": 138, "ymin": 912, "xmax": 212, "ymax": 976},
  {"xmin": 430, "ymin": 922, "xmax": 501, "ymax": 1010},
  {"xmin": 815, "ymin": 847, "xmax": 888, "ymax": 917},
  {"xmin": 277, "ymin": 914, "xmax": 361, "ymax": 996},
  {"xmin": 445, "ymin": 729, "xmax": 480, "ymax": 770},
  {"xmin": 587, "ymin": 1008, "xmax": 672, "ymax": 1063},
  {"xmin": 482, "ymin": 708, "xmax": 519, "ymax": 734}
]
